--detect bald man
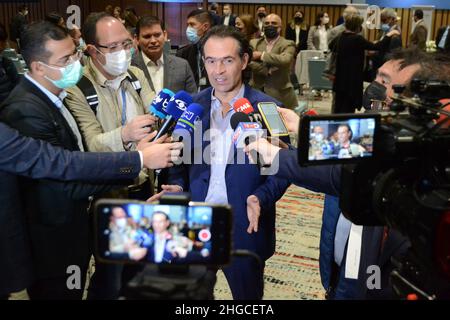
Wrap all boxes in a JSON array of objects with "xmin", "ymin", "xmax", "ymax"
[{"xmin": 249, "ymin": 14, "xmax": 298, "ymax": 109}]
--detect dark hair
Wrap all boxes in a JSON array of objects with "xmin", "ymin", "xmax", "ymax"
[
  {"xmin": 256, "ymin": 5, "xmax": 266, "ymax": 11},
  {"xmin": 200, "ymin": 25, "xmax": 252, "ymax": 82},
  {"xmin": 237, "ymin": 14, "xmax": 259, "ymax": 40},
  {"xmin": 314, "ymin": 12, "xmax": 329, "ymax": 28},
  {"xmin": 136, "ymin": 15, "xmax": 165, "ymax": 36},
  {"xmin": 295, "ymin": 10, "xmax": 304, "ymax": 17},
  {"xmin": 345, "ymin": 14, "xmax": 363, "ymax": 33},
  {"xmin": 45, "ymin": 12, "xmax": 64, "ymax": 26},
  {"xmin": 125, "ymin": 6, "xmax": 138, "ymax": 17},
  {"xmin": 82, "ymin": 11, "xmax": 113, "ymax": 45},
  {"xmin": 386, "ymin": 48, "xmax": 428, "ymax": 71},
  {"xmin": 21, "ymin": 21, "xmax": 69, "ymax": 67},
  {"xmin": 414, "ymin": 9, "xmax": 424, "ymax": 20},
  {"xmin": 209, "ymin": 3, "xmax": 219, "ymax": 11},
  {"xmin": 152, "ymin": 211, "xmax": 170, "ymax": 222},
  {"xmin": 0, "ymin": 22, "xmax": 7, "ymax": 42},
  {"xmin": 18, "ymin": 5, "xmax": 28, "ymax": 12},
  {"xmin": 187, "ymin": 9, "xmax": 212, "ymax": 26}
]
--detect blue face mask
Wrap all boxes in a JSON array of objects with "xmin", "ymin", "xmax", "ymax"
[
  {"xmin": 42, "ymin": 60, "xmax": 83, "ymax": 89},
  {"xmin": 381, "ymin": 24, "xmax": 390, "ymax": 32},
  {"xmin": 130, "ymin": 47, "xmax": 136, "ymax": 58},
  {"xmin": 186, "ymin": 26, "xmax": 200, "ymax": 44}
]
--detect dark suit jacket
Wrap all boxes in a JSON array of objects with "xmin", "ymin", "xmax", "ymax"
[
  {"xmin": 0, "ymin": 121, "xmax": 140, "ymax": 295},
  {"xmin": 277, "ymin": 149, "xmax": 410, "ymax": 299},
  {"xmin": 131, "ymin": 51, "xmax": 197, "ymax": 94},
  {"xmin": 0, "ymin": 78, "xmax": 123, "ymax": 283},
  {"xmin": 168, "ymin": 85, "xmax": 291, "ymax": 260},
  {"xmin": 176, "ymin": 43, "xmax": 210, "ymax": 90},
  {"xmin": 285, "ymin": 22, "xmax": 309, "ymax": 51},
  {"xmin": 436, "ymin": 26, "xmax": 450, "ymax": 52},
  {"xmin": 220, "ymin": 14, "xmax": 236, "ymax": 27}
]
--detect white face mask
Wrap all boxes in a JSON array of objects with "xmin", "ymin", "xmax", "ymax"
[
  {"xmin": 115, "ymin": 218, "xmax": 127, "ymax": 229},
  {"xmin": 97, "ymin": 48, "xmax": 131, "ymax": 76}
]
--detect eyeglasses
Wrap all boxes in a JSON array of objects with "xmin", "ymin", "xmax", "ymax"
[
  {"xmin": 96, "ymin": 39, "xmax": 134, "ymax": 52},
  {"xmin": 42, "ymin": 50, "xmax": 83, "ymax": 69}
]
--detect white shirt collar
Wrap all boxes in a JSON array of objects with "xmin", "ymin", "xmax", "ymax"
[
  {"xmin": 142, "ymin": 51, "xmax": 164, "ymax": 67},
  {"xmin": 25, "ymin": 73, "xmax": 66, "ymax": 109}
]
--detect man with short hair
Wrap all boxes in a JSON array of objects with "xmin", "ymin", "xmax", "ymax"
[
  {"xmin": 65, "ymin": 12, "xmax": 158, "ymax": 299},
  {"xmin": 220, "ymin": 4, "xmax": 236, "ymax": 27},
  {"xmin": 255, "ymin": 6, "xmax": 267, "ymax": 34},
  {"xmin": 177, "ymin": 9, "xmax": 213, "ymax": 91},
  {"xmin": 132, "ymin": 15, "xmax": 197, "ymax": 94},
  {"xmin": 153, "ymin": 25, "xmax": 290, "ymax": 300},
  {"xmin": 9, "ymin": 5, "xmax": 29, "ymax": 48},
  {"xmin": 249, "ymin": 14, "xmax": 298, "ymax": 109},
  {"xmin": 409, "ymin": 9, "xmax": 428, "ymax": 51}
]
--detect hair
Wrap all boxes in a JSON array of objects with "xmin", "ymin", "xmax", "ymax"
[
  {"xmin": 314, "ymin": 12, "xmax": 329, "ymax": 28},
  {"xmin": 105, "ymin": 5, "xmax": 113, "ymax": 15},
  {"xmin": 223, "ymin": 3, "xmax": 232, "ymax": 9},
  {"xmin": 236, "ymin": 14, "xmax": 258, "ymax": 40},
  {"xmin": 124, "ymin": 9, "xmax": 139, "ymax": 28},
  {"xmin": 187, "ymin": 9, "xmax": 212, "ymax": 26},
  {"xmin": 343, "ymin": 6, "xmax": 359, "ymax": 21},
  {"xmin": 414, "ymin": 9, "xmax": 424, "ymax": 20},
  {"xmin": 380, "ymin": 8, "xmax": 397, "ymax": 20},
  {"xmin": 152, "ymin": 211, "xmax": 170, "ymax": 222},
  {"xmin": 68, "ymin": 25, "xmax": 80, "ymax": 38},
  {"xmin": 82, "ymin": 12, "xmax": 113, "ymax": 45},
  {"xmin": 338, "ymin": 124, "xmax": 353, "ymax": 140},
  {"xmin": 136, "ymin": 15, "xmax": 165, "ymax": 36},
  {"xmin": 45, "ymin": 12, "xmax": 64, "ymax": 26},
  {"xmin": 18, "ymin": 5, "xmax": 28, "ymax": 12},
  {"xmin": 345, "ymin": 14, "xmax": 364, "ymax": 33},
  {"xmin": 21, "ymin": 21, "xmax": 69, "ymax": 67},
  {"xmin": 294, "ymin": 10, "xmax": 304, "ymax": 17},
  {"xmin": 200, "ymin": 25, "xmax": 252, "ymax": 82},
  {"xmin": 0, "ymin": 22, "xmax": 7, "ymax": 43},
  {"xmin": 256, "ymin": 5, "xmax": 266, "ymax": 11},
  {"xmin": 125, "ymin": 6, "xmax": 138, "ymax": 17},
  {"xmin": 386, "ymin": 48, "xmax": 429, "ymax": 72},
  {"xmin": 209, "ymin": 2, "xmax": 219, "ymax": 11}
]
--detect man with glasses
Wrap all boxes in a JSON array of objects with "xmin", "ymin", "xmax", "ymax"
[
  {"xmin": 65, "ymin": 12, "xmax": 158, "ymax": 299},
  {"xmin": 0, "ymin": 21, "xmax": 116, "ymax": 299}
]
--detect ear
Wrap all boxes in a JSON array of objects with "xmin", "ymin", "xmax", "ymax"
[
  {"xmin": 163, "ymin": 30, "xmax": 168, "ymax": 41},
  {"xmin": 86, "ymin": 44, "xmax": 98, "ymax": 59},
  {"xmin": 30, "ymin": 60, "xmax": 46, "ymax": 77},
  {"xmin": 241, "ymin": 52, "xmax": 249, "ymax": 70}
]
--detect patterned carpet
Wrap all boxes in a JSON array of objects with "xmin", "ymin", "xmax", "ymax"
[{"xmin": 214, "ymin": 185, "xmax": 326, "ymax": 300}]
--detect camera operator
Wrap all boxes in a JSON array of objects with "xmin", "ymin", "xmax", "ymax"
[{"xmin": 245, "ymin": 49, "xmax": 449, "ymax": 299}]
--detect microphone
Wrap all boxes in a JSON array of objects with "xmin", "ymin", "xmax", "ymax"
[
  {"xmin": 230, "ymin": 112, "xmax": 265, "ymax": 166},
  {"xmin": 233, "ymin": 98, "xmax": 264, "ymax": 124},
  {"xmin": 149, "ymin": 88, "xmax": 174, "ymax": 119},
  {"xmin": 151, "ymin": 90, "xmax": 193, "ymax": 142},
  {"xmin": 302, "ymin": 109, "xmax": 319, "ymax": 116},
  {"xmin": 172, "ymin": 103, "xmax": 204, "ymax": 160}
]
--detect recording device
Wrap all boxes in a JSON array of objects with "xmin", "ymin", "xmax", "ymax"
[
  {"xmin": 298, "ymin": 79, "xmax": 450, "ymax": 299},
  {"xmin": 149, "ymin": 88, "xmax": 174, "ymax": 119},
  {"xmin": 298, "ymin": 113, "xmax": 380, "ymax": 166},
  {"xmin": 257, "ymin": 102, "xmax": 289, "ymax": 137},
  {"xmin": 230, "ymin": 112, "xmax": 265, "ymax": 166},
  {"xmin": 94, "ymin": 199, "xmax": 232, "ymax": 266},
  {"xmin": 151, "ymin": 90, "xmax": 193, "ymax": 142}
]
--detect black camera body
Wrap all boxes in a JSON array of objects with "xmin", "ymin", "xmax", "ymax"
[{"xmin": 299, "ymin": 79, "xmax": 450, "ymax": 299}]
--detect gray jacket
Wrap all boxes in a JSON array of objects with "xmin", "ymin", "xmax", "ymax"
[{"xmin": 132, "ymin": 51, "xmax": 197, "ymax": 94}]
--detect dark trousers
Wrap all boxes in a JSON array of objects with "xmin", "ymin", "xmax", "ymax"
[
  {"xmin": 28, "ymin": 272, "xmax": 87, "ymax": 300},
  {"xmin": 222, "ymin": 257, "xmax": 265, "ymax": 300},
  {"xmin": 334, "ymin": 92, "xmax": 357, "ymax": 114}
]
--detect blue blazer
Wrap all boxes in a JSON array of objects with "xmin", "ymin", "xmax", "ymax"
[
  {"xmin": 168, "ymin": 85, "xmax": 291, "ymax": 260},
  {"xmin": 0, "ymin": 120, "xmax": 141, "ymax": 295},
  {"xmin": 276, "ymin": 149, "xmax": 410, "ymax": 299}
]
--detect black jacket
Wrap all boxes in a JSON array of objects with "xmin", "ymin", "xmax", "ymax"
[
  {"xmin": 0, "ymin": 56, "xmax": 20, "ymax": 104},
  {"xmin": 436, "ymin": 25, "xmax": 450, "ymax": 52},
  {"xmin": 176, "ymin": 43, "xmax": 210, "ymax": 90},
  {"xmin": 220, "ymin": 14, "xmax": 236, "ymax": 27},
  {"xmin": 0, "ymin": 77, "xmax": 117, "ymax": 282},
  {"xmin": 285, "ymin": 22, "xmax": 309, "ymax": 51}
]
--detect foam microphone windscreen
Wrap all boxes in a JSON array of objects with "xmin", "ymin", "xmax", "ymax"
[
  {"xmin": 233, "ymin": 98, "xmax": 255, "ymax": 114},
  {"xmin": 303, "ymin": 109, "xmax": 319, "ymax": 116},
  {"xmin": 230, "ymin": 112, "xmax": 251, "ymax": 130},
  {"xmin": 174, "ymin": 103, "xmax": 204, "ymax": 134},
  {"xmin": 149, "ymin": 88, "xmax": 174, "ymax": 119}
]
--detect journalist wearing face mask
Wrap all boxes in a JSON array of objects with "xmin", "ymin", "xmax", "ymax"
[{"xmin": 92, "ymin": 39, "xmax": 133, "ymax": 77}]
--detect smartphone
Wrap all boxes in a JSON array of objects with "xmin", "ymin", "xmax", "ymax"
[
  {"xmin": 298, "ymin": 113, "xmax": 380, "ymax": 166},
  {"xmin": 94, "ymin": 199, "xmax": 232, "ymax": 266},
  {"xmin": 257, "ymin": 102, "xmax": 289, "ymax": 137}
]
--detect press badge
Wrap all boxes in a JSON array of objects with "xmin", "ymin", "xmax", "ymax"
[
  {"xmin": 345, "ymin": 224, "xmax": 363, "ymax": 280},
  {"xmin": 199, "ymin": 77, "xmax": 207, "ymax": 86}
]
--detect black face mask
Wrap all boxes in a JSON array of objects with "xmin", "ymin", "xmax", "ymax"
[
  {"xmin": 264, "ymin": 26, "xmax": 279, "ymax": 39},
  {"xmin": 294, "ymin": 17, "xmax": 303, "ymax": 24},
  {"xmin": 258, "ymin": 12, "xmax": 266, "ymax": 19},
  {"xmin": 362, "ymin": 81, "xmax": 387, "ymax": 110}
]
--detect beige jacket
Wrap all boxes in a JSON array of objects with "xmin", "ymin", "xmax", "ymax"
[
  {"xmin": 249, "ymin": 36, "xmax": 298, "ymax": 109},
  {"xmin": 66, "ymin": 58, "xmax": 156, "ymax": 186}
]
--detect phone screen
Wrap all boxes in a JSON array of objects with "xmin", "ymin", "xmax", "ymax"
[
  {"xmin": 257, "ymin": 102, "xmax": 289, "ymax": 136},
  {"xmin": 95, "ymin": 201, "xmax": 231, "ymax": 266}
]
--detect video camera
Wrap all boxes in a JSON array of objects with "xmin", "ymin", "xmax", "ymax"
[
  {"xmin": 298, "ymin": 79, "xmax": 450, "ymax": 299},
  {"xmin": 93, "ymin": 195, "xmax": 233, "ymax": 299}
]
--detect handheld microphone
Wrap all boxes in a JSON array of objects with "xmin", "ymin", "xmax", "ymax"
[
  {"xmin": 151, "ymin": 90, "xmax": 193, "ymax": 142},
  {"xmin": 172, "ymin": 103, "xmax": 204, "ymax": 160},
  {"xmin": 149, "ymin": 88, "xmax": 174, "ymax": 119},
  {"xmin": 230, "ymin": 112, "xmax": 265, "ymax": 166},
  {"xmin": 233, "ymin": 97, "xmax": 264, "ymax": 128}
]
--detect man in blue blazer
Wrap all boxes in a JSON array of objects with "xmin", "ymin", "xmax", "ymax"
[{"xmin": 150, "ymin": 26, "xmax": 291, "ymax": 299}]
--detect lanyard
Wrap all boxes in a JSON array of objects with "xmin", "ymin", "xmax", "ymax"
[{"xmin": 120, "ymin": 88, "xmax": 127, "ymax": 126}]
